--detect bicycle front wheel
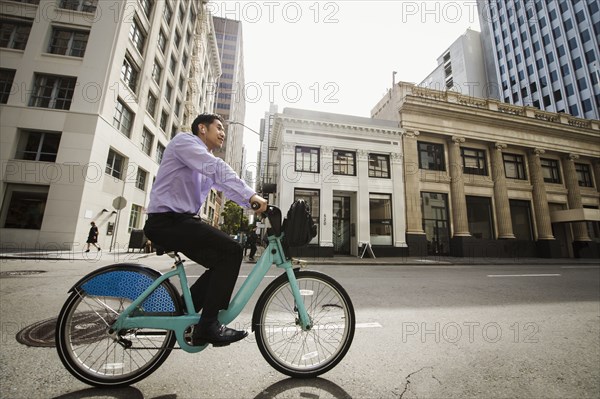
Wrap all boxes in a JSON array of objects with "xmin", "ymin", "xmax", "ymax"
[
  {"xmin": 253, "ymin": 270, "xmax": 355, "ymax": 378},
  {"xmin": 56, "ymin": 266, "xmax": 180, "ymax": 387}
]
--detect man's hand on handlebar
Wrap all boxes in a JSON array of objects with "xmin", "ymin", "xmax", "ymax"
[{"xmin": 250, "ymin": 194, "xmax": 268, "ymax": 213}]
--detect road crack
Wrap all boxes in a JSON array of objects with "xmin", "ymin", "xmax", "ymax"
[{"xmin": 394, "ymin": 366, "xmax": 441, "ymax": 399}]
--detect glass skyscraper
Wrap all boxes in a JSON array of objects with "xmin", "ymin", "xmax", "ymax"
[{"xmin": 477, "ymin": 0, "xmax": 599, "ymax": 120}]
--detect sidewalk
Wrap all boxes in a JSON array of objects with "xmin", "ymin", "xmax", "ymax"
[{"xmin": 1, "ymin": 248, "xmax": 598, "ymax": 266}]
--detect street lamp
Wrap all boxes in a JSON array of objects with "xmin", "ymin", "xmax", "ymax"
[{"xmin": 226, "ymin": 120, "xmax": 261, "ymax": 138}]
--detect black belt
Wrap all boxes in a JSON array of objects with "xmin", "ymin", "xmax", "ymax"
[{"xmin": 147, "ymin": 212, "xmax": 199, "ymax": 219}]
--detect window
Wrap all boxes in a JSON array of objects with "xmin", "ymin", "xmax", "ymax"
[
  {"xmin": 421, "ymin": 192, "xmax": 450, "ymax": 255},
  {"xmin": 1, "ymin": 184, "xmax": 48, "ymax": 229},
  {"xmin": 15, "ymin": 130, "xmax": 61, "ymax": 162},
  {"xmin": 29, "ymin": 74, "xmax": 77, "ymax": 110},
  {"xmin": 503, "ymin": 153, "xmax": 527, "ymax": 180},
  {"xmin": 368, "ymin": 154, "xmax": 390, "ymax": 178},
  {"xmin": 59, "ymin": 0, "xmax": 98, "ymax": 13},
  {"xmin": 510, "ymin": 200, "xmax": 533, "ymax": 240},
  {"xmin": 295, "ymin": 146, "xmax": 319, "ymax": 173},
  {"xmin": 129, "ymin": 18, "xmax": 146, "ymax": 54},
  {"xmin": 152, "ymin": 60, "xmax": 163, "ymax": 84},
  {"xmin": 174, "ymin": 30, "xmax": 181, "ymax": 48},
  {"xmin": 461, "ymin": 147, "xmax": 488, "ymax": 175},
  {"xmin": 466, "ymin": 196, "xmax": 494, "ymax": 239},
  {"xmin": 157, "ymin": 29, "xmax": 167, "ymax": 53},
  {"xmin": 541, "ymin": 158, "xmax": 561, "ymax": 183},
  {"xmin": 294, "ymin": 188, "xmax": 320, "ymax": 244},
  {"xmin": 165, "ymin": 82, "xmax": 173, "ymax": 103},
  {"xmin": 160, "ymin": 109, "xmax": 168, "ymax": 131},
  {"xmin": 156, "ymin": 142, "xmax": 165, "ymax": 163},
  {"xmin": 113, "ymin": 99, "xmax": 134, "ymax": 137},
  {"xmin": 146, "ymin": 91, "xmax": 157, "ymax": 117},
  {"xmin": 369, "ymin": 193, "xmax": 393, "ymax": 245},
  {"xmin": 106, "ymin": 149, "xmax": 125, "ymax": 179},
  {"xmin": 121, "ymin": 56, "xmax": 139, "ymax": 93},
  {"xmin": 575, "ymin": 163, "xmax": 593, "ymax": 187},
  {"xmin": 135, "ymin": 168, "xmax": 147, "ymax": 191},
  {"xmin": 0, "ymin": 20, "xmax": 32, "ymax": 50},
  {"xmin": 333, "ymin": 150, "xmax": 356, "ymax": 176},
  {"xmin": 170, "ymin": 54, "xmax": 177, "ymax": 75},
  {"xmin": 47, "ymin": 27, "xmax": 89, "ymax": 57},
  {"xmin": 0, "ymin": 69, "xmax": 15, "ymax": 104},
  {"xmin": 140, "ymin": 128, "xmax": 154, "ymax": 155},
  {"xmin": 418, "ymin": 141, "xmax": 446, "ymax": 171},
  {"xmin": 139, "ymin": 0, "xmax": 154, "ymax": 19},
  {"xmin": 128, "ymin": 204, "xmax": 142, "ymax": 232},
  {"xmin": 163, "ymin": 2, "xmax": 173, "ymax": 24}
]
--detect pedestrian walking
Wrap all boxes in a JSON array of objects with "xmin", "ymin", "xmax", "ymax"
[
  {"xmin": 85, "ymin": 221, "xmax": 101, "ymax": 252},
  {"xmin": 247, "ymin": 227, "xmax": 258, "ymax": 261}
]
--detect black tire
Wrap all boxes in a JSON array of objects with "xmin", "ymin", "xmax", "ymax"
[
  {"xmin": 55, "ymin": 266, "xmax": 181, "ymax": 387},
  {"xmin": 252, "ymin": 270, "xmax": 355, "ymax": 378}
]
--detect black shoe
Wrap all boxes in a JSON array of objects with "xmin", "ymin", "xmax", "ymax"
[{"xmin": 191, "ymin": 320, "xmax": 248, "ymax": 347}]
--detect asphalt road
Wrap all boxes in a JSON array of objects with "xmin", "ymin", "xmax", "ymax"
[{"xmin": 0, "ymin": 256, "xmax": 598, "ymax": 398}]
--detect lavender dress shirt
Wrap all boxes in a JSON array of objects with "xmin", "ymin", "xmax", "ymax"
[{"xmin": 147, "ymin": 132, "xmax": 255, "ymax": 214}]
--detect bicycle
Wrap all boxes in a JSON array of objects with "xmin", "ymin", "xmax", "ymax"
[{"xmin": 55, "ymin": 204, "xmax": 355, "ymax": 387}]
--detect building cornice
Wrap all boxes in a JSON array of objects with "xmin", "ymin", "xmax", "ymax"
[{"xmin": 395, "ymin": 83, "xmax": 600, "ymax": 157}]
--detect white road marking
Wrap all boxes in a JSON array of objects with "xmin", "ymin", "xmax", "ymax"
[
  {"xmin": 487, "ymin": 274, "xmax": 561, "ymax": 277},
  {"xmin": 356, "ymin": 322, "xmax": 383, "ymax": 329}
]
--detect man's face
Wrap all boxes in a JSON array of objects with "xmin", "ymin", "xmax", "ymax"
[{"xmin": 199, "ymin": 119, "xmax": 225, "ymax": 151}]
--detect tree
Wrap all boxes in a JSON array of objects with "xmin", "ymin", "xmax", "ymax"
[{"xmin": 220, "ymin": 200, "xmax": 248, "ymax": 235}]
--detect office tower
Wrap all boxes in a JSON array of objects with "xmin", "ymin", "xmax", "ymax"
[
  {"xmin": 258, "ymin": 103, "xmax": 278, "ymax": 199},
  {"xmin": 477, "ymin": 0, "xmax": 600, "ymax": 119},
  {"xmin": 420, "ymin": 29, "xmax": 489, "ymax": 99},
  {"xmin": 0, "ymin": 0, "xmax": 220, "ymax": 249},
  {"xmin": 212, "ymin": 16, "xmax": 245, "ymax": 176}
]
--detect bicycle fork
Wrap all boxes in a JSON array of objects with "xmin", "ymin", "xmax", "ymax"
[{"xmin": 285, "ymin": 266, "xmax": 312, "ymax": 331}]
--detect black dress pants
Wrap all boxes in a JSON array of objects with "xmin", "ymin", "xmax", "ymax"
[{"xmin": 143, "ymin": 213, "xmax": 243, "ymax": 319}]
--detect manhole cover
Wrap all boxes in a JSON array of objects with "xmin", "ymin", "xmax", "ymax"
[
  {"xmin": 16, "ymin": 312, "xmax": 109, "ymax": 347},
  {"xmin": 0, "ymin": 270, "xmax": 46, "ymax": 277}
]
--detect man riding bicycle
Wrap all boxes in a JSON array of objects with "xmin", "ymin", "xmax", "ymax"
[{"xmin": 144, "ymin": 113, "xmax": 268, "ymax": 346}]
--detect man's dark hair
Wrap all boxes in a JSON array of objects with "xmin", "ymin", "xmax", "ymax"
[{"xmin": 191, "ymin": 113, "xmax": 224, "ymax": 136}]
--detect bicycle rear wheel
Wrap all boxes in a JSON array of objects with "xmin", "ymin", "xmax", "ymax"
[
  {"xmin": 56, "ymin": 266, "xmax": 180, "ymax": 387},
  {"xmin": 253, "ymin": 270, "xmax": 355, "ymax": 378}
]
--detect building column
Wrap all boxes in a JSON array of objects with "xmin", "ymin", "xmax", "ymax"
[
  {"xmin": 391, "ymin": 151, "xmax": 407, "ymax": 248},
  {"xmin": 320, "ymin": 146, "xmax": 334, "ymax": 249},
  {"xmin": 448, "ymin": 136, "xmax": 470, "ymax": 237},
  {"xmin": 490, "ymin": 143, "xmax": 515, "ymax": 239},
  {"xmin": 356, "ymin": 149, "xmax": 371, "ymax": 250},
  {"xmin": 562, "ymin": 154, "xmax": 591, "ymax": 241},
  {"xmin": 402, "ymin": 130, "xmax": 427, "ymax": 256},
  {"xmin": 527, "ymin": 149, "xmax": 555, "ymax": 240},
  {"xmin": 592, "ymin": 159, "xmax": 600, "ymax": 195}
]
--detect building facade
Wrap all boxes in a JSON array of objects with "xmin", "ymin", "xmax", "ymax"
[
  {"xmin": 477, "ymin": 0, "xmax": 600, "ymax": 119},
  {"xmin": 372, "ymin": 82, "xmax": 600, "ymax": 258},
  {"xmin": 1, "ymin": 0, "xmax": 221, "ymax": 250},
  {"xmin": 212, "ymin": 16, "xmax": 245, "ymax": 175},
  {"xmin": 269, "ymin": 108, "xmax": 406, "ymax": 258},
  {"xmin": 419, "ymin": 28, "xmax": 489, "ymax": 99}
]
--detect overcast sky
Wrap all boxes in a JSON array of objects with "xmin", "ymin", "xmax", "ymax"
[{"xmin": 211, "ymin": 0, "xmax": 482, "ymax": 162}]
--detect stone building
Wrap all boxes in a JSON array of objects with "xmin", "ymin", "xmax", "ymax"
[
  {"xmin": 372, "ymin": 82, "xmax": 600, "ymax": 258},
  {"xmin": 0, "ymin": 0, "xmax": 221, "ymax": 251}
]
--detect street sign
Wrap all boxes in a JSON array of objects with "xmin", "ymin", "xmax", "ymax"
[{"xmin": 112, "ymin": 196, "xmax": 127, "ymax": 210}]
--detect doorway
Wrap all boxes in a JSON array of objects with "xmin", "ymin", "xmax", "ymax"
[
  {"xmin": 333, "ymin": 196, "xmax": 351, "ymax": 254},
  {"xmin": 421, "ymin": 192, "xmax": 450, "ymax": 255}
]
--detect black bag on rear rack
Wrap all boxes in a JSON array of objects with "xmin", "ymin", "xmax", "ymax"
[{"xmin": 282, "ymin": 199, "xmax": 317, "ymax": 247}]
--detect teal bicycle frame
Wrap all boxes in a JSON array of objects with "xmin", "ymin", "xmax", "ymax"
[{"xmin": 109, "ymin": 233, "xmax": 312, "ymax": 353}]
